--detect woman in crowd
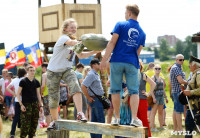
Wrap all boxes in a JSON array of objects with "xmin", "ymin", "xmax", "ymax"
[
  {"xmin": 150, "ymin": 64, "xmax": 168, "ymax": 132},
  {"xmin": 6, "ymin": 68, "xmax": 27, "ymax": 138},
  {"xmin": 137, "ymin": 60, "xmax": 156, "ymax": 137}
]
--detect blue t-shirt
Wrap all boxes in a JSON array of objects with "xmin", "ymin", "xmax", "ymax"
[{"xmin": 110, "ymin": 19, "xmax": 146, "ymax": 69}]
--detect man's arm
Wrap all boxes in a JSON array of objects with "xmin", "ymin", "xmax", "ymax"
[
  {"xmin": 17, "ymin": 86, "xmax": 26, "ymax": 112},
  {"xmin": 137, "ymin": 45, "xmax": 143, "ymax": 56},
  {"xmin": 6, "ymin": 84, "xmax": 16, "ymax": 97},
  {"xmin": 36, "ymin": 87, "xmax": 44, "ymax": 113},
  {"xmin": 100, "ymin": 33, "xmax": 119, "ymax": 70},
  {"xmin": 177, "ymin": 75, "xmax": 188, "ymax": 85},
  {"xmin": 81, "ymin": 84, "xmax": 94, "ymax": 103}
]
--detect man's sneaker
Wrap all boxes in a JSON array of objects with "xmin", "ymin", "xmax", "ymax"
[
  {"xmin": 130, "ymin": 118, "xmax": 143, "ymax": 127},
  {"xmin": 151, "ymin": 128, "xmax": 159, "ymax": 132},
  {"xmin": 111, "ymin": 118, "xmax": 120, "ymax": 126},
  {"xmin": 10, "ymin": 135, "xmax": 15, "ymax": 138},
  {"xmin": 47, "ymin": 121, "xmax": 56, "ymax": 130},
  {"xmin": 77, "ymin": 112, "xmax": 87, "ymax": 122}
]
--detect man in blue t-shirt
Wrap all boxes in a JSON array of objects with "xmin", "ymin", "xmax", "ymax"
[{"xmin": 100, "ymin": 4, "xmax": 146, "ymax": 126}]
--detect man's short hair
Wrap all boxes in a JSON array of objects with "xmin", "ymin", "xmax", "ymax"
[
  {"xmin": 176, "ymin": 54, "xmax": 184, "ymax": 59},
  {"xmin": 27, "ymin": 65, "xmax": 35, "ymax": 71},
  {"xmin": 41, "ymin": 62, "xmax": 48, "ymax": 68},
  {"xmin": 2, "ymin": 69, "xmax": 8, "ymax": 73},
  {"xmin": 126, "ymin": 4, "xmax": 140, "ymax": 17},
  {"xmin": 7, "ymin": 72, "xmax": 13, "ymax": 78},
  {"xmin": 17, "ymin": 67, "xmax": 27, "ymax": 78},
  {"xmin": 90, "ymin": 58, "xmax": 100, "ymax": 67},
  {"xmin": 23, "ymin": 62, "xmax": 31, "ymax": 67},
  {"xmin": 76, "ymin": 63, "xmax": 84, "ymax": 69}
]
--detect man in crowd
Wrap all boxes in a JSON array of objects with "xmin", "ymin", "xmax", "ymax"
[
  {"xmin": 74, "ymin": 63, "xmax": 87, "ymax": 120},
  {"xmin": 100, "ymin": 4, "xmax": 145, "ymax": 126},
  {"xmin": 82, "ymin": 59, "xmax": 105, "ymax": 138},
  {"xmin": 17, "ymin": 65, "xmax": 43, "ymax": 138},
  {"xmin": 0, "ymin": 69, "xmax": 8, "ymax": 115},
  {"xmin": 183, "ymin": 56, "xmax": 200, "ymax": 138},
  {"xmin": 170, "ymin": 54, "xmax": 188, "ymax": 131}
]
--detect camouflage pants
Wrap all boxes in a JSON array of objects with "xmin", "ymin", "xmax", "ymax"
[
  {"xmin": 47, "ymin": 69, "xmax": 81, "ymax": 109},
  {"xmin": 20, "ymin": 102, "xmax": 39, "ymax": 138}
]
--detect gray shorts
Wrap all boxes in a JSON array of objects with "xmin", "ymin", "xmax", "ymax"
[
  {"xmin": 47, "ymin": 69, "xmax": 81, "ymax": 109},
  {"xmin": 155, "ymin": 95, "xmax": 164, "ymax": 105}
]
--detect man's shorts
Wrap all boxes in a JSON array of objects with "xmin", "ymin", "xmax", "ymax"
[
  {"xmin": 155, "ymin": 95, "xmax": 164, "ymax": 105},
  {"xmin": 43, "ymin": 95, "xmax": 50, "ymax": 116},
  {"xmin": 110, "ymin": 62, "xmax": 139, "ymax": 95},
  {"xmin": 5, "ymin": 96, "xmax": 12, "ymax": 107},
  {"xmin": 172, "ymin": 92, "xmax": 184, "ymax": 113},
  {"xmin": 47, "ymin": 69, "xmax": 81, "ymax": 109}
]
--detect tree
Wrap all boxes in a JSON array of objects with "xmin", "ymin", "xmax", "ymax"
[
  {"xmin": 183, "ymin": 36, "xmax": 197, "ymax": 59},
  {"xmin": 159, "ymin": 39, "xmax": 170, "ymax": 61},
  {"xmin": 154, "ymin": 47, "xmax": 159, "ymax": 59},
  {"xmin": 175, "ymin": 40, "xmax": 184, "ymax": 55}
]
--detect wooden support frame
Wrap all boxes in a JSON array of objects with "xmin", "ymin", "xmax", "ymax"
[
  {"xmin": 42, "ymin": 11, "xmax": 59, "ymax": 31},
  {"xmin": 47, "ymin": 120, "xmax": 148, "ymax": 138}
]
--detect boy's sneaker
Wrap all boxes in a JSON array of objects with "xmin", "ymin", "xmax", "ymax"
[
  {"xmin": 77, "ymin": 112, "xmax": 87, "ymax": 122},
  {"xmin": 111, "ymin": 118, "xmax": 120, "ymax": 126},
  {"xmin": 130, "ymin": 118, "xmax": 143, "ymax": 127},
  {"xmin": 47, "ymin": 121, "xmax": 56, "ymax": 130}
]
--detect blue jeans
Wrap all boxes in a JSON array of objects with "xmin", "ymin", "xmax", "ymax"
[
  {"xmin": 110, "ymin": 62, "xmax": 139, "ymax": 95},
  {"xmin": 172, "ymin": 93, "xmax": 184, "ymax": 113},
  {"xmin": 10, "ymin": 102, "xmax": 21, "ymax": 135},
  {"xmin": 185, "ymin": 109, "xmax": 197, "ymax": 138},
  {"xmin": 5, "ymin": 96, "xmax": 12, "ymax": 107},
  {"xmin": 88, "ymin": 97, "xmax": 105, "ymax": 138}
]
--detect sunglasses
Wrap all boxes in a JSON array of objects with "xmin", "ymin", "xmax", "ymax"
[
  {"xmin": 155, "ymin": 68, "xmax": 161, "ymax": 70},
  {"xmin": 179, "ymin": 59, "xmax": 184, "ymax": 61}
]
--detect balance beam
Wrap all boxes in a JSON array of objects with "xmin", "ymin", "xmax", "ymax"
[{"xmin": 47, "ymin": 119, "xmax": 148, "ymax": 138}]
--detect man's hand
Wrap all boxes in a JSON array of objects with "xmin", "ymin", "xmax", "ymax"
[
  {"xmin": 153, "ymin": 97, "xmax": 157, "ymax": 103},
  {"xmin": 183, "ymin": 90, "xmax": 191, "ymax": 96},
  {"xmin": 165, "ymin": 98, "xmax": 168, "ymax": 103},
  {"xmin": 40, "ymin": 107, "xmax": 44, "ymax": 114},
  {"xmin": 21, "ymin": 105, "xmax": 26, "ymax": 112},
  {"xmin": 87, "ymin": 97, "xmax": 95, "ymax": 103}
]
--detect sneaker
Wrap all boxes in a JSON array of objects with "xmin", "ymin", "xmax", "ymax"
[
  {"xmin": 111, "ymin": 118, "xmax": 120, "ymax": 126},
  {"xmin": 10, "ymin": 135, "xmax": 15, "ymax": 138},
  {"xmin": 159, "ymin": 127, "xmax": 167, "ymax": 131},
  {"xmin": 130, "ymin": 118, "xmax": 143, "ymax": 127},
  {"xmin": 151, "ymin": 128, "xmax": 159, "ymax": 132},
  {"xmin": 47, "ymin": 121, "xmax": 56, "ymax": 130},
  {"xmin": 77, "ymin": 112, "xmax": 87, "ymax": 122}
]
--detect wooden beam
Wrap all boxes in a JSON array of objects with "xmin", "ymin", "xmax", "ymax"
[
  {"xmin": 38, "ymin": 0, "xmax": 41, "ymax": 8},
  {"xmin": 74, "ymin": 0, "xmax": 77, "ymax": 4},
  {"xmin": 97, "ymin": 0, "xmax": 100, "ymax": 4},
  {"xmin": 55, "ymin": 120, "xmax": 148, "ymax": 138},
  {"xmin": 61, "ymin": 0, "xmax": 64, "ymax": 4}
]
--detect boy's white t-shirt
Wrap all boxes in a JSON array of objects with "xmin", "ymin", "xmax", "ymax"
[
  {"xmin": 47, "ymin": 35, "xmax": 76, "ymax": 72},
  {"xmin": 10, "ymin": 77, "xmax": 24, "ymax": 102}
]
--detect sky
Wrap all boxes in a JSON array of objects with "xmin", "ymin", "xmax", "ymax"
[{"xmin": 0, "ymin": 0, "xmax": 200, "ymax": 52}]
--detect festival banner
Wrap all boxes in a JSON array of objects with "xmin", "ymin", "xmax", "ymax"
[
  {"xmin": 4, "ymin": 44, "xmax": 26, "ymax": 69},
  {"xmin": 24, "ymin": 42, "xmax": 42, "ymax": 68},
  {"xmin": 0, "ymin": 43, "xmax": 6, "ymax": 65}
]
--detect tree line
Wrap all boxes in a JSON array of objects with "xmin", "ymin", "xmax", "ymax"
[{"xmin": 152, "ymin": 36, "xmax": 197, "ymax": 61}]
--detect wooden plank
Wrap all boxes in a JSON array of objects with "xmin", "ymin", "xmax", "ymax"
[{"xmin": 55, "ymin": 120, "xmax": 148, "ymax": 138}]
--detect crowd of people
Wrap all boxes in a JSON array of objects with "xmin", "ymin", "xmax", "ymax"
[{"xmin": 0, "ymin": 3, "xmax": 200, "ymax": 138}]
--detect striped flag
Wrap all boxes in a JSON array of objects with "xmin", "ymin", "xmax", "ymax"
[
  {"xmin": 24, "ymin": 42, "xmax": 42, "ymax": 68},
  {"xmin": 0, "ymin": 43, "xmax": 6, "ymax": 65},
  {"xmin": 4, "ymin": 44, "xmax": 26, "ymax": 69}
]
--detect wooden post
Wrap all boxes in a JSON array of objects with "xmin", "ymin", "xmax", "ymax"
[
  {"xmin": 47, "ymin": 129, "xmax": 69, "ymax": 138},
  {"xmin": 52, "ymin": 119, "xmax": 149, "ymax": 138},
  {"xmin": 38, "ymin": 0, "xmax": 41, "ymax": 8},
  {"xmin": 192, "ymin": 33, "xmax": 200, "ymax": 58}
]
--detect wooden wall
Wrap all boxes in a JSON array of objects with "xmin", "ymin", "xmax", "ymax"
[{"xmin": 38, "ymin": 4, "xmax": 102, "ymax": 44}]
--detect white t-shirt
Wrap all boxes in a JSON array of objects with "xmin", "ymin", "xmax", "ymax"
[
  {"xmin": 0, "ymin": 78, "xmax": 7, "ymax": 95},
  {"xmin": 9, "ymin": 77, "xmax": 24, "ymax": 102},
  {"xmin": 47, "ymin": 35, "xmax": 76, "ymax": 72}
]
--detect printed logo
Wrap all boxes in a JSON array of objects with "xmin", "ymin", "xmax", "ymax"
[
  {"xmin": 9, "ymin": 51, "xmax": 18, "ymax": 63},
  {"xmin": 123, "ymin": 28, "xmax": 139, "ymax": 47}
]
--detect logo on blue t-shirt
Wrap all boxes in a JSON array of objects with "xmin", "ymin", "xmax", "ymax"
[{"xmin": 123, "ymin": 28, "xmax": 139, "ymax": 47}]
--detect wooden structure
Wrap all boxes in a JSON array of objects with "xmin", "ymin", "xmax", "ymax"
[
  {"xmin": 192, "ymin": 32, "xmax": 200, "ymax": 59},
  {"xmin": 38, "ymin": 0, "xmax": 102, "ymax": 57},
  {"xmin": 47, "ymin": 120, "xmax": 149, "ymax": 138}
]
